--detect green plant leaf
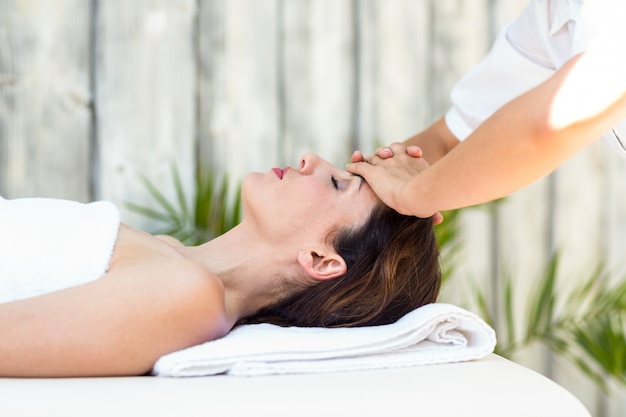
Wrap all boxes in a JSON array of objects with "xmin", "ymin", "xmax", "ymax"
[
  {"xmin": 524, "ymin": 252, "xmax": 558, "ymax": 342},
  {"xmin": 170, "ymin": 163, "xmax": 190, "ymax": 221},
  {"xmin": 454, "ymin": 246, "xmax": 626, "ymax": 392},
  {"xmin": 127, "ymin": 163, "xmax": 242, "ymax": 246},
  {"xmin": 138, "ymin": 174, "xmax": 181, "ymax": 222},
  {"xmin": 435, "ymin": 209, "xmax": 462, "ymax": 283}
]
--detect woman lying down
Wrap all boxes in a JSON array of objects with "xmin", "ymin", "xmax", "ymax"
[{"xmin": 0, "ymin": 152, "xmax": 441, "ymax": 377}]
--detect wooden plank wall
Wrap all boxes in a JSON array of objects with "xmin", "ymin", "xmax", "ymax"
[{"xmin": 1, "ymin": 1, "xmax": 624, "ymax": 415}]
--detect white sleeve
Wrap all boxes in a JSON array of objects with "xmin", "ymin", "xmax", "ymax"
[
  {"xmin": 555, "ymin": 0, "xmax": 626, "ymax": 157},
  {"xmin": 446, "ymin": 0, "xmax": 626, "ymax": 145},
  {"xmin": 444, "ymin": 22, "xmax": 554, "ymax": 141}
]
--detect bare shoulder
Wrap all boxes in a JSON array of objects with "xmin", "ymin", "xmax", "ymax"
[
  {"xmin": 154, "ymin": 234, "xmax": 185, "ymax": 247},
  {"xmin": 0, "ymin": 258, "xmax": 229, "ymax": 377},
  {"xmin": 173, "ymin": 261, "xmax": 227, "ymax": 324},
  {"xmin": 145, "ymin": 258, "xmax": 230, "ymax": 338},
  {"xmin": 0, "ymin": 224, "xmax": 231, "ymax": 377},
  {"xmin": 103, "ymin": 258, "xmax": 230, "ymax": 373},
  {"xmin": 110, "ymin": 226, "xmax": 232, "ymax": 342},
  {"xmin": 111, "ymin": 225, "xmax": 225, "ymax": 317}
]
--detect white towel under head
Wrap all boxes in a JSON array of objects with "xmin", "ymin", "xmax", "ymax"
[
  {"xmin": 0, "ymin": 197, "xmax": 120, "ymax": 303},
  {"xmin": 153, "ymin": 302, "xmax": 497, "ymax": 377}
]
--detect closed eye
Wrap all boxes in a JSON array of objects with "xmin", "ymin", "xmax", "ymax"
[
  {"xmin": 331, "ymin": 176, "xmax": 339, "ymax": 190},
  {"xmin": 351, "ymin": 174, "xmax": 364, "ymax": 190}
]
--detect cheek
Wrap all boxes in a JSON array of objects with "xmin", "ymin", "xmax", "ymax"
[
  {"xmin": 283, "ymin": 186, "xmax": 336, "ymax": 231},
  {"xmin": 286, "ymin": 196, "xmax": 325, "ymax": 228},
  {"xmin": 244, "ymin": 177, "xmax": 341, "ymax": 237},
  {"xmin": 352, "ymin": 201, "xmax": 375, "ymax": 222},
  {"xmin": 301, "ymin": 186, "xmax": 336, "ymax": 218}
]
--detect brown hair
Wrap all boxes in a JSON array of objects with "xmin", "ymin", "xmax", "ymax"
[{"xmin": 243, "ymin": 203, "xmax": 441, "ymax": 327}]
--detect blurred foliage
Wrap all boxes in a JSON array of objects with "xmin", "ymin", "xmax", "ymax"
[
  {"xmin": 126, "ymin": 164, "xmax": 241, "ymax": 245},
  {"xmin": 436, "ymin": 204, "xmax": 625, "ymax": 393},
  {"xmin": 433, "ymin": 209, "xmax": 462, "ymax": 284},
  {"xmin": 470, "ymin": 252, "xmax": 626, "ymax": 393}
]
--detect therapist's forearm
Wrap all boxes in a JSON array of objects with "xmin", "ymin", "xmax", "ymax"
[
  {"xmin": 401, "ymin": 117, "xmax": 460, "ymax": 165},
  {"xmin": 401, "ymin": 55, "xmax": 626, "ymax": 216}
]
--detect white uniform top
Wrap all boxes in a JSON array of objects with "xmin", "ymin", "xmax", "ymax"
[{"xmin": 445, "ymin": 0, "xmax": 626, "ymax": 157}]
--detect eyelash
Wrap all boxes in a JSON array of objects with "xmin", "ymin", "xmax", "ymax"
[{"xmin": 331, "ymin": 176, "xmax": 339, "ymax": 190}]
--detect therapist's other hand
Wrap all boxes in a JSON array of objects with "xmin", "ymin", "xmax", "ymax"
[{"xmin": 348, "ymin": 143, "xmax": 443, "ymax": 224}]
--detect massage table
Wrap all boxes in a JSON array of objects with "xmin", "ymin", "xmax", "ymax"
[{"xmin": 0, "ymin": 354, "xmax": 590, "ymax": 417}]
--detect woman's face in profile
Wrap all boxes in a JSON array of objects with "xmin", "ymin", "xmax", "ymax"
[{"xmin": 242, "ymin": 152, "xmax": 378, "ymax": 246}]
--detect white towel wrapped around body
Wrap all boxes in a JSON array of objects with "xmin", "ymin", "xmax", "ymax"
[
  {"xmin": 153, "ymin": 302, "xmax": 497, "ymax": 377},
  {"xmin": 0, "ymin": 196, "xmax": 120, "ymax": 303}
]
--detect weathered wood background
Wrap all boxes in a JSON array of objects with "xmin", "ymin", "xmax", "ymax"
[{"xmin": 1, "ymin": 1, "xmax": 624, "ymax": 415}]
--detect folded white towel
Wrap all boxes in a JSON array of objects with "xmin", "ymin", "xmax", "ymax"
[
  {"xmin": 0, "ymin": 197, "xmax": 120, "ymax": 303},
  {"xmin": 153, "ymin": 302, "xmax": 496, "ymax": 377}
]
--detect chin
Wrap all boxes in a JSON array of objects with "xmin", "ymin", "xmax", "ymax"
[{"xmin": 240, "ymin": 173, "xmax": 266, "ymax": 221}]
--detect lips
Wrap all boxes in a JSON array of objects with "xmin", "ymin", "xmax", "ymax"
[
  {"xmin": 272, "ymin": 167, "xmax": 290, "ymax": 179},
  {"xmin": 272, "ymin": 168, "xmax": 283, "ymax": 179}
]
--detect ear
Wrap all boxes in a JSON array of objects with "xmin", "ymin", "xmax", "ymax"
[{"xmin": 297, "ymin": 249, "xmax": 347, "ymax": 281}]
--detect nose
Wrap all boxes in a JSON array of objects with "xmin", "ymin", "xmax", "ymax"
[{"xmin": 298, "ymin": 152, "xmax": 318, "ymax": 174}]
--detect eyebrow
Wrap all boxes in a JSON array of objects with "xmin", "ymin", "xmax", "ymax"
[{"xmin": 351, "ymin": 174, "xmax": 365, "ymax": 190}]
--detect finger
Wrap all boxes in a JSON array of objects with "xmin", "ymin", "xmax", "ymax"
[
  {"xmin": 406, "ymin": 146, "xmax": 423, "ymax": 158},
  {"xmin": 375, "ymin": 147, "xmax": 394, "ymax": 159},
  {"xmin": 351, "ymin": 150, "xmax": 365, "ymax": 163},
  {"xmin": 388, "ymin": 142, "xmax": 406, "ymax": 154},
  {"xmin": 346, "ymin": 161, "xmax": 374, "ymax": 178},
  {"xmin": 432, "ymin": 212, "xmax": 444, "ymax": 225}
]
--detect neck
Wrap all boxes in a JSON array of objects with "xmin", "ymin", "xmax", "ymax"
[{"xmin": 177, "ymin": 223, "xmax": 293, "ymax": 324}]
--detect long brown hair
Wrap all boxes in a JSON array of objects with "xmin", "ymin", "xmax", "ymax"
[{"xmin": 243, "ymin": 203, "xmax": 441, "ymax": 327}]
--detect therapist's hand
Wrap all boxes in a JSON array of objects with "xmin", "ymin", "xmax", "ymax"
[
  {"xmin": 348, "ymin": 143, "xmax": 443, "ymax": 224},
  {"xmin": 365, "ymin": 144, "xmax": 424, "ymax": 160}
]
